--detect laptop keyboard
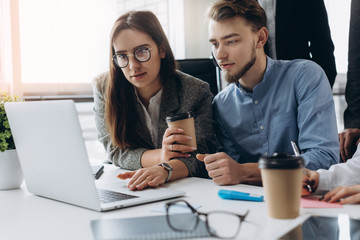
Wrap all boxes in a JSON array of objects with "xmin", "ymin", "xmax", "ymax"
[{"xmin": 97, "ymin": 188, "xmax": 139, "ymax": 204}]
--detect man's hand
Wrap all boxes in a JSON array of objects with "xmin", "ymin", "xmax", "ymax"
[
  {"xmin": 321, "ymin": 185, "xmax": 360, "ymax": 204},
  {"xmin": 117, "ymin": 166, "xmax": 168, "ymax": 190},
  {"xmin": 301, "ymin": 168, "xmax": 319, "ymax": 196},
  {"xmin": 197, "ymin": 152, "xmax": 261, "ymax": 185},
  {"xmin": 339, "ymin": 128, "xmax": 360, "ymax": 162}
]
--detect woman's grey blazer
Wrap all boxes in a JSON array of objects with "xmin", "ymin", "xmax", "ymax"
[{"xmin": 92, "ymin": 70, "xmax": 216, "ymax": 178}]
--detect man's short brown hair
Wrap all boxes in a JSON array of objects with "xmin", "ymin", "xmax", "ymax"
[{"xmin": 208, "ymin": 0, "xmax": 267, "ymax": 32}]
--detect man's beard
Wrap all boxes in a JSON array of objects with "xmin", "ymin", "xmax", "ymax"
[{"xmin": 225, "ymin": 47, "xmax": 256, "ymax": 84}]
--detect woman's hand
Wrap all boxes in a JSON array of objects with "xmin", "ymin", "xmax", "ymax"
[
  {"xmin": 302, "ymin": 168, "xmax": 319, "ymax": 196},
  {"xmin": 321, "ymin": 185, "xmax": 360, "ymax": 204},
  {"xmin": 117, "ymin": 166, "xmax": 169, "ymax": 190},
  {"xmin": 160, "ymin": 127, "xmax": 195, "ymax": 163}
]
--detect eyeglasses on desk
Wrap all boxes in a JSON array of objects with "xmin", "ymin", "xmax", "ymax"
[{"xmin": 165, "ymin": 199, "xmax": 249, "ymax": 239}]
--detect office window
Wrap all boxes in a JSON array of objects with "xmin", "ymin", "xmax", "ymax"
[
  {"xmin": 11, "ymin": 0, "xmax": 173, "ymax": 97},
  {"xmin": 17, "ymin": 0, "xmax": 117, "ymax": 96}
]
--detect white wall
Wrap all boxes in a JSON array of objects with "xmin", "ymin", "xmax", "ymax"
[{"xmin": 183, "ymin": 0, "xmax": 216, "ymax": 59}]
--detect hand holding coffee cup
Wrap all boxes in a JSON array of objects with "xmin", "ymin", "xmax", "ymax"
[
  {"xmin": 165, "ymin": 111, "xmax": 197, "ymax": 154},
  {"xmin": 160, "ymin": 127, "xmax": 194, "ymax": 162}
]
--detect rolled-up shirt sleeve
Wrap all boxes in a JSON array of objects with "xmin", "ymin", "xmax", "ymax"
[{"xmin": 295, "ymin": 62, "xmax": 340, "ymax": 170}]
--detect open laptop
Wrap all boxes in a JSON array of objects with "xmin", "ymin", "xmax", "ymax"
[{"xmin": 5, "ymin": 100, "xmax": 185, "ymax": 211}]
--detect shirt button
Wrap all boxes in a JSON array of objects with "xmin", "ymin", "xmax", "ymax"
[
  {"xmin": 260, "ymin": 125, "xmax": 264, "ymax": 130},
  {"xmin": 254, "ymin": 100, "xmax": 259, "ymax": 104},
  {"xmin": 264, "ymin": 152, "xmax": 268, "ymax": 156}
]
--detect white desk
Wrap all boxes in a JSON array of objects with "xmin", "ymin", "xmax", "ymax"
[{"xmin": 1, "ymin": 164, "xmax": 360, "ymax": 240}]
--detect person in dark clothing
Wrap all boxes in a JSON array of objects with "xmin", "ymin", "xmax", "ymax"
[
  {"xmin": 339, "ymin": 0, "xmax": 360, "ymax": 162},
  {"xmin": 259, "ymin": 0, "xmax": 337, "ymax": 87}
]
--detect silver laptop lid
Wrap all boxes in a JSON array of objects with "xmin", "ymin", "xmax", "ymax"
[{"xmin": 5, "ymin": 100, "xmax": 101, "ymax": 211}]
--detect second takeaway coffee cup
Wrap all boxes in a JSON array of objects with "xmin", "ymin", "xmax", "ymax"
[
  {"xmin": 166, "ymin": 111, "xmax": 197, "ymax": 150},
  {"xmin": 258, "ymin": 153, "xmax": 305, "ymax": 219}
]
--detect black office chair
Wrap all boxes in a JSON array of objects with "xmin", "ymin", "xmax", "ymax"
[{"xmin": 176, "ymin": 58, "xmax": 221, "ymax": 96}]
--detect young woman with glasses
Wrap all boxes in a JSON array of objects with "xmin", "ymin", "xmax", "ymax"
[{"xmin": 92, "ymin": 11, "xmax": 216, "ymax": 190}]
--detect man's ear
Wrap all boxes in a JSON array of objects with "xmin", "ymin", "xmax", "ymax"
[
  {"xmin": 256, "ymin": 27, "xmax": 269, "ymax": 48},
  {"xmin": 160, "ymin": 44, "xmax": 166, "ymax": 59}
]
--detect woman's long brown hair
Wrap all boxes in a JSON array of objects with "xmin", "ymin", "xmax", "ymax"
[{"xmin": 106, "ymin": 11, "xmax": 177, "ymax": 150}]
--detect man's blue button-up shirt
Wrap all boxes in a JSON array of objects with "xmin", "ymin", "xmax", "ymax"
[{"xmin": 213, "ymin": 57, "xmax": 339, "ymax": 170}]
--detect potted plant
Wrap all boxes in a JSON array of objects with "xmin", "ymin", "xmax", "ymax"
[{"xmin": 0, "ymin": 92, "xmax": 24, "ymax": 190}]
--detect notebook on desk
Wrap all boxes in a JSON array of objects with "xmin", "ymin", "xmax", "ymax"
[{"xmin": 5, "ymin": 100, "xmax": 185, "ymax": 212}]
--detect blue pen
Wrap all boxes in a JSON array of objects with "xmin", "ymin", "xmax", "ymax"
[{"xmin": 218, "ymin": 189, "xmax": 264, "ymax": 202}]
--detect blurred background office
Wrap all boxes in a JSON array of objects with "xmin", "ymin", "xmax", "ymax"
[{"xmin": 0, "ymin": 0, "xmax": 352, "ymax": 161}]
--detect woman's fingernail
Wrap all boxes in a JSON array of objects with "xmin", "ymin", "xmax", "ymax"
[
  {"xmin": 191, "ymin": 147, "xmax": 196, "ymax": 150},
  {"xmin": 187, "ymin": 136, "xmax": 192, "ymax": 140},
  {"xmin": 178, "ymin": 128, "xmax": 184, "ymax": 132}
]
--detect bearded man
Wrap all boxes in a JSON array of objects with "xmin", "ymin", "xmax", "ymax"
[{"xmin": 197, "ymin": 0, "xmax": 339, "ymax": 186}]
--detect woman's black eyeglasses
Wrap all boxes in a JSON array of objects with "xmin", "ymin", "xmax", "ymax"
[{"xmin": 113, "ymin": 47, "xmax": 152, "ymax": 68}]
